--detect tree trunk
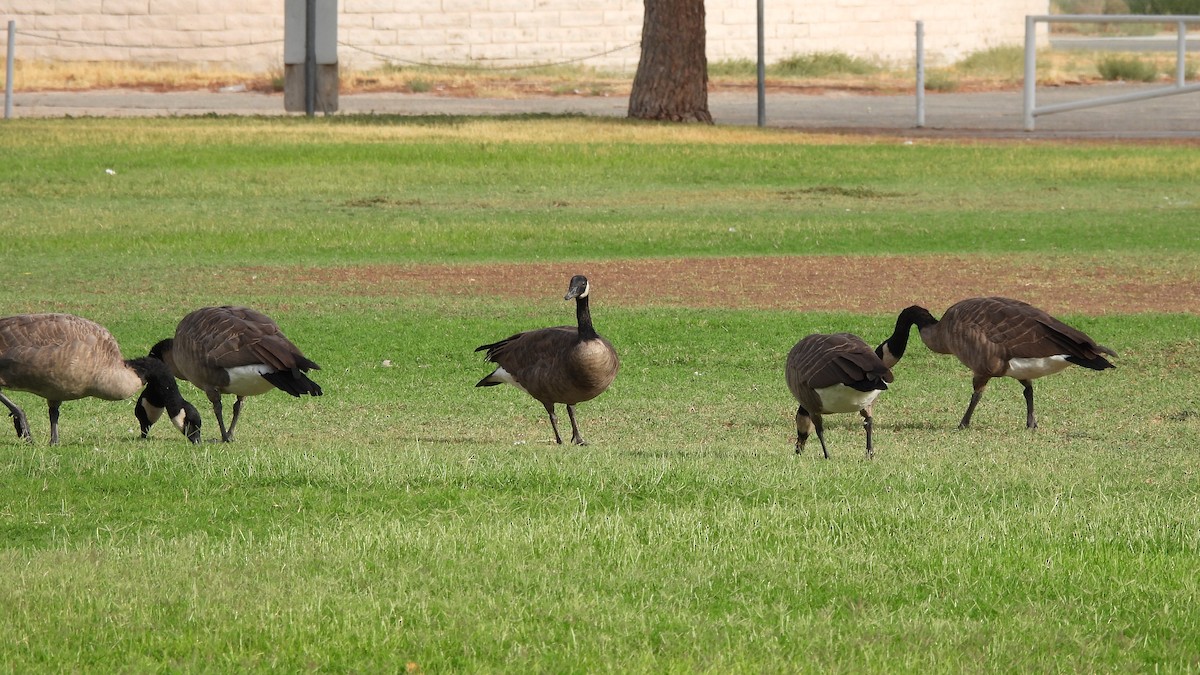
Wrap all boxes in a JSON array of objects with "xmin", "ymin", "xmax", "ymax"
[{"xmin": 628, "ymin": 0, "xmax": 712, "ymax": 124}]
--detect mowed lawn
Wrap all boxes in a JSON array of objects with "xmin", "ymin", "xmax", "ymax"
[{"xmin": 0, "ymin": 117, "xmax": 1198, "ymax": 672}]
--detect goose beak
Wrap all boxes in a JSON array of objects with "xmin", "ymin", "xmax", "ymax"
[{"xmin": 564, "ymin": 275, "xmax": 590, "ymax": 300}]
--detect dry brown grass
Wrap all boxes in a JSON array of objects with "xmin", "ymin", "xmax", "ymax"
[
  {"xmin": 9, "ymin": 60, "xmax": 280, "ymax": 92},
  {"xmin": 6, "ymin": 50, "xmax": 1191, "ymax": 96}
]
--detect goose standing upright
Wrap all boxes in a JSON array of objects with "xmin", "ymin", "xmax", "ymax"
[
  {"xmin": 876, "ymin": 296, "xmax": 1116, "ymax": 429},
  {"xmin": 0, "ymin": 313, "xmax": 201, "ymax": 445},
  {"xmin": 785, "ymin": 332, "xmax": 894, "ymax": 458},
  {"xmin": 144, "ymin": 306, "xmax": 322, "ymax": 442},
  {"xmin": 475, "ymin": 275, "xmax": 619, "ymax": 446}
]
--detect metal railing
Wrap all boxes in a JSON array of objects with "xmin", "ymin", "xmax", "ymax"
[{"xmin": 1023, "ymin": 14, "xmax": 1200, "ymax": 130}]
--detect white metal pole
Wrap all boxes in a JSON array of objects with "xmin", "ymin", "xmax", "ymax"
[
  {"xmin": 1023, "ymin": 15, "xmax": 1037, "ymax": 131},
  {"xmin": 915, "ymin": 21, "xmax": 925, "ymax": 128},
  {"xmin": 305, "ymin": 0, "xmax": 316, "ymax": 117},
  {"xmin": 1177, "ymin": 21, "xmax": 1187, "ymax": 87},
  {"xmin": 756, "ymin": 0, "xmax": 765, "ymax": 127},
  {"xmin": 5, "ymin": 21, "xmax": 14, "ymax": 120}
]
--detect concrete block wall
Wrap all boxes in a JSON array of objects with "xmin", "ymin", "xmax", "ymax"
[
  {"xmin": 0, "ymin": 0, "xmax": 1048, "ymax": 73},
  {"xmin": 1, "ymin": 0, "xmax": 286, "ymax": 71}
]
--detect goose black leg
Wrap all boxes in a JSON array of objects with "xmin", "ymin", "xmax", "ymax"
[
  {"xmin": 208, "ymin": 393, "xmax": 232, "ymax": 442},
  {"xmin": 48, "ymin": 401, "xmax": 62, "ymax": 446},
  {"xmin": 566, "ymin": 404, "xmax": 587, "ymax": 446},
  {"xmin": 960, "ymin": 376, "xmax": 990, "ymax": 429},
  {"xmin": 226, "ymin": 396, "xmax": 245, "ymax": 442},
  {"xmin": 861, "ymin": 408, "xmax": 874, "ymax": 459},
  {"xmin": 813, "ymin": 416, "xmax": 830, "ymax": 459},
  {"xmin": 1021, "ymin": 379, "xmax": 1037, "ymax": 429},
  {"xmin": 794, "ymin": 406, "xmax": 810, "ymax": 455},
  {"xmin": 1, "ymin": 392, "xmax": 30, "ymax": 441},
  {"xmin": 543, "ymin": 402, "xmax": 564, "ymax": 445}
]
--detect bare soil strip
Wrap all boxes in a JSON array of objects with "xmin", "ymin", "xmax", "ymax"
[{"xmin": 267, "ymin": 255, "xmax": 1198, "ymax": 315}]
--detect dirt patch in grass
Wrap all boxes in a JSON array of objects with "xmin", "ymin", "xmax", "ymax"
[{"xmin": 266, "ymin": 254, "xmax": 1198, "ymax": 315}]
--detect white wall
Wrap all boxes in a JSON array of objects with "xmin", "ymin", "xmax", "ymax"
[{"xmin": 0, "ymin": 0, "xmax": 1048, "ymax": 73}]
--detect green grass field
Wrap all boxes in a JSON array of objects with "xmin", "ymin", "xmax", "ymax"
[{"xmin": 1, "ymin": 117, "xmax": 1198, "ymax": 672}]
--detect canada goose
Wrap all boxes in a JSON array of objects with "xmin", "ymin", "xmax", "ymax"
[
  {"xmin": 475, "ymin": 275, "xmax": 619, "ymax": 446},
  {"xmin": 145, "ymin": 306, "xmax": 322, "ymax": 442},
  {"xmin": 786, "ymin": 332, "xmax": 894, "ymax": 459},
  {"xmin": 0, "ymin": 313, "xmax": 201, "ymax": 445},
  {"xmin": 876, "ymin": 296, "xmax": 1117, "ymax": 429}
]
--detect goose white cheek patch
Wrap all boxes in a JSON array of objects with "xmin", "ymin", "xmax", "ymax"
[
  {"xmin": 140, "ymin": 399, "xmax": 164, "ymax": 424},
  {"xmin": 171, "ymin": 409, "xmax": 188, "ymax": 431},
  {"xmin": 878, "ymin": 343, "xmax": 899, "ymax": 369}
]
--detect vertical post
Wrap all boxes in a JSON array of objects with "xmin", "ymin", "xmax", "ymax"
[
  {"xmin": 1023, "ymin": 15, "xmax": 1037, "ymax": 131},
  {"xmin": 5, "ymin": 20, "xmax": 14, "ymax": 120},
  {"xmin": 915, "ymin": 21, "xmax": 925, "ymax": 128},
  {"xmin": 756, "ymin": 0, "xmax": 765, "ymax": 127},
  {"xmin": 1176, "ymin": 21, "xmax": 1187, "ymax": 87},
  {"xmin": 305, "ymin": 0, "xmax": 316, "ymax": 117}
]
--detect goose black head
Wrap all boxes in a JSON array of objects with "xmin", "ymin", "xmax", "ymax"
[
  {"xmin": 875, "ymin": 305, "xmax": 938, "ymax": 368},
  {"xmin": 564, "ymin": 275, "xmax": 590, "ymax": 301},
  {"xmin": 135, "ymin": 389, "xmax": 203, "ymax": 444},
  {"xmin": 148, "ymin": 338, "xmax": 173, "ymax": 361},
  {"xmin": 177, "ymin": 400, "xmax": 203, "ymax": 444},
  {"xmin": 129, "ymin": 356, "xmax": 201, "ymax": 444}
]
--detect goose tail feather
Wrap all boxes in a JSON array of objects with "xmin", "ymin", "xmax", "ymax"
[{"xmin": 261, "ymin": 369, "xmax": 324, "ymax": 397}]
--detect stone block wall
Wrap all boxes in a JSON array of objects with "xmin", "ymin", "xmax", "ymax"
[{"xmin": 0, "ymin": 0, "xmax": 1048, "ymax": 73}]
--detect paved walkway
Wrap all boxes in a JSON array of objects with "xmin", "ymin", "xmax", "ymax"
[{"xmin": 8, "ymin": 83, "xmax": 1199, "ymax": 139}]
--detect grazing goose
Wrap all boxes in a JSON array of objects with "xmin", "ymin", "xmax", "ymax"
[
  {"xmin": 475, "ymin": 274, "xmax": 619, "ymax": 446},
  {"xmin": 145, "ymin": 306, "xmax": 322, "ymax": 442},
  {"xmin": 876, "ymin": 296, "xmax": 1117, "ymax": 429},
  {"xmin": 786, "ymin": 332, "xmax": 894, "ymax": 459},
  {"xmin": 0, "ymin": 313, "xmax": 201, "ymax": 445}
]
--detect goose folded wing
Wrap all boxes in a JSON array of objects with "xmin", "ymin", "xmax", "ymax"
[
  {"xmin": 247, "ymin": 336, "xmax": 311, "ymax": 372},
  {"xmin": 483, "ymin": 326, "xmax": 577, "ymax": 366},
  {"xmin": 990, "ymin": 316, "xmax": 1113, "ymax": 361},
  {"xmin": 796, "ymin": 336, "xmax": 892, "ymax": 391},
  {"xmin": 821, "ymin": 352, "xmax": 893, "ymax": 391},
  {"xmin": 196, "ymin": 312, "xmax": 287, "ymax": 369},
  {"xmin": 1029, "ymin": 318, "xmax": 1117, "ymax": 368}
]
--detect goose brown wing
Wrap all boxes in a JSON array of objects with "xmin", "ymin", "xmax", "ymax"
[
  {"xmin": 936, "ymin": 295, "xmax": 1113, "ymax": 367},
  {"xmin": 179, "ymin": 307, "xmax": 319, "ymax": 372},
  {"xmin": 1029, "ymin": 315, "xmax": 1117, "ymax": 362},
  {"xmin": 949, "ymin": 297, "xmax": 1115, "ymax": 362},
  {"xmin": 943, "ymin": 298, "xmax": 1055, "ymax": 357},
  {"xmin": 0, "ymin": 314, "xmax": 117, "ymax": 357},
  {"xmin": 789, "ymin": 333, "xmax": 893, "ymax": 393},
  {"xmin": 477, "ymin": 326, "xmax": 576, "ymax": 366},
  {"xmin": 0, "ymin": 315, "xmax": 84, "ymax": 388},
  {"xmin": 0, "ymin": 314, "xmax": 127, "ymax": 399},
  {"xmin": 477, "ymin": 326, "xmax": 579, "ymax": 398}
]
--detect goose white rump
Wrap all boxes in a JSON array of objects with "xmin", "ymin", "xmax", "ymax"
[
  {"xmin": 1004, "ymin": 356, "xmax": 1071, "ymax": 380},
  {"xmin": 225, "ymin": 364, "xmax": 284, "ymax": 397},
  {"xmin": 815, "ymin": 383, "xmax": 883, "ymax": 414}
]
